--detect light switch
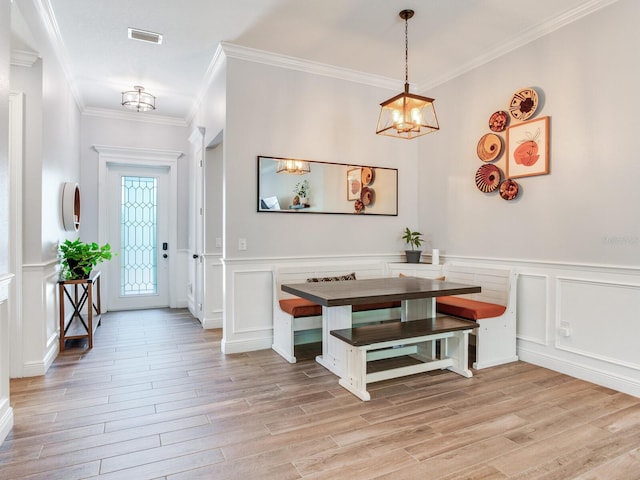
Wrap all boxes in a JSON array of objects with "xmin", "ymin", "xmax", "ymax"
[{"xmin": 238, "ymin": 238, "xmax": 247, "ymax": 250}]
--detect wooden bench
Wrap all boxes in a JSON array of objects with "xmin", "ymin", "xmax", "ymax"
[
  {"xmin": 436, "ymin": 264, "xmax": 518, "ymax": 369},
  {"xmin": 331, "ymin": 316, "xmax": 479, "ymax": 401},
  {"xmin": 272, "ymin": 263, "xmax": 401, "ymax": 363}
]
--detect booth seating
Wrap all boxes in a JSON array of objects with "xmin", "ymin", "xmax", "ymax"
[
  {"xmin": 272, "ymin": 261, "xmax": 518, "ymax": 370},
  {"xmin": 272, "ymin": 263, "xmax": 401, "ymax": 363},
  {"xmin": 436, "ymin": 264, "xmax": 518, "ymax": 369}
]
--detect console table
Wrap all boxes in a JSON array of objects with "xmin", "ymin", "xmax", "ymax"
[{"xmin": 58, "ymin": 270, "xmax": 102, "ymax": 350}]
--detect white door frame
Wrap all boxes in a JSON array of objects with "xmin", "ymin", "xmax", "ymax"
[
  {"xmin": 8, "ymin": 92, "xmax": 24, "ymax": 377},
  {"xmin": 94, "ymin": 145, "xmax": 182, "ymax": 312}
]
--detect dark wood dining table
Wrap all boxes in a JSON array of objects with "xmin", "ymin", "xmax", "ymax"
[{"xmin": 281, "ymin": 276, "xmax": 481, "ymax": 376}]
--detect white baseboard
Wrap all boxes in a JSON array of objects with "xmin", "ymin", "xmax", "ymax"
[
  {"xmin": 221, "ymin": 337, "xmax": 272, "ymax": 354},
  {"xmin": 202, "ymin": 310, "xmax": 222, "ymax": 329},
  {"xmin": 519, "ymin": 347, "xmax": 640, "ymax": 398},
  {"xmin": 0, "ymin": 401, "xmax": 14, "ymax": 446}
]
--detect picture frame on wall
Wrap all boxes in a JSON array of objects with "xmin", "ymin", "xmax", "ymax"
[
  {"xmin": 347, "ymin": 167, "xmax": 362, "ymax": 201},
  {"xmin": 506, "ymin": 116, "xmax": 550, "ymax": 178}
]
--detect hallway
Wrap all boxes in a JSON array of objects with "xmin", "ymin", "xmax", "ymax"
[{"xmin": 1, "ymin": 309, "xmax": 640, "ymax": 479}]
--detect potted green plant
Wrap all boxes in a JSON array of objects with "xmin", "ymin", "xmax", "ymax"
[
  {"xmin": 59, "ymin": 238, "xmax": 113, "ymax": 280},
  {"xmin": 293, "ymin": 179, "xmax": 310, "ymax": 205},
  {"xmin": 402, "ymin": 227, "xmax": 423, "ymax": 263}
]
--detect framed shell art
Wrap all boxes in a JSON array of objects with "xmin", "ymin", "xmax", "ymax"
[
  {"xmin": 347, "ymin": 168, "xmax": 362, "ymax": 201},
  {"xmin": 506, "ymin": 116, "xmax": 550, "ymax": 178}
]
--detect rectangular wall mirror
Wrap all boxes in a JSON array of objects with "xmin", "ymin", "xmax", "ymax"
[{"xmin": 257, "ymin": 156, "xmax": 398, "ymax": 216}]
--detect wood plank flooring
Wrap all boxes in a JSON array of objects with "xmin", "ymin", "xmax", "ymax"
[{"xmin": 2, "ymin": 308, "xmax": 640, "ymax": 479}]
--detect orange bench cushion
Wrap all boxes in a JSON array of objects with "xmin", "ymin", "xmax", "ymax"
[
  {"xmin": 279, "ymin": 298, "xmax": 401, "ymax": 318},
  {"xmin": 436, "ymin": 296, "xmax": 506, "ymax": 320}
]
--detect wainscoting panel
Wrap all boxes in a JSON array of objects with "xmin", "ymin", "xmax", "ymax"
[
  {"xmin": 556, "ymin": 276, "xmax": 640, "ymax": 370},
  {"xmin": 20, "ymin": 261, "xmax": 59, "ymax": 377},
  {"xmin": 203, "ymin": 256, "xmax": 223, "ymax": 329},
  {"xmin": 516, "ymin": 273, "xmax": 548, "ymax": 345},
  {"xmin": 231, "ymin": 269, "xmax": 273, "ymax": 334}
]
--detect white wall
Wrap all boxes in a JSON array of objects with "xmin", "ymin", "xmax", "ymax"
[
  {"xmin": 212, "ymin": 57, "xmax": 421, "ymax": 353},
  {"xmin": 8, "ymin": 0, "xmax": 82, "ymax": 380},
  {"xmin": 9, "ymin": 60, "xmax": 42, "ymax": 263},
  {"xmin": 419, "ymin": 0, "xmax": 639, "ymax": 266},
  {"xmin": 418, "ymin": 0, "xmax": 640, "ymax": 396},
  {"xmin": 223, "ymin": 58, "xmax": 420, "ymax": 260}
]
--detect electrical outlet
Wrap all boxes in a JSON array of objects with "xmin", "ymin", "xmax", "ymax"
[
  {"xmin": 238, "ymin": 238, "xmax": 247, "ymax": 250},
  {"xmin": 559, "ymin": 322, "xmax": 571, "ymax": 337}
]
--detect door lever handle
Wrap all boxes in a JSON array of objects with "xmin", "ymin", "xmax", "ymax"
[
  {"xmin": 163, "ymin": 254, "xmax": 168, "ymax": 259},
  {"xmin": 193, "ymin": 254, "xmax": 199, "ymax": 259}
]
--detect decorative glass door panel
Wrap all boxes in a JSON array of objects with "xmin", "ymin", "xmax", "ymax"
[
  {"xmin": 121, "ymin": 176, "xmax": 157, "ymax": 296},
  {"xmin": 106, "ymin": 165, "xmax": 169, "ymax": 310}
]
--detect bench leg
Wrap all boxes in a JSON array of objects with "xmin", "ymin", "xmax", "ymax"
[
  {"xmin": 446, "ymin": 331, "xmax": 473, "ymax": 378},
  {"xmin": 338, "ymin": 345, "xmax": 370, "ymax": 401}
]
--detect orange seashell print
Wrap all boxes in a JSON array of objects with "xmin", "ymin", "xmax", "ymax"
[{"xmin": 514, "ymin": 140, "xmax": 539, "ymax": 166}]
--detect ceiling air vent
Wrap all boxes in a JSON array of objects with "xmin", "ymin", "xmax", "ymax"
[{"xmin": 128, "ymin": 28, "xmax": 163, "ymax": 45}]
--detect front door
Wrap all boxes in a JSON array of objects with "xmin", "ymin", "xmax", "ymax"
[{"xmin": 106, "ymin": 165, "xmax": 170, "ymax": 310}]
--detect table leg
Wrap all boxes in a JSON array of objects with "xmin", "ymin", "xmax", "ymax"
[
  {"xmin": 88, "ymin": 280, "xmax": 93, "ymax": 349},
  {"xmin": 316, "ymin": 305, "xmax": 352, "ymax": 376},
  {"xmin": 59, "ymin": 283, "xmax": 65, "ymax": 352},
  {"xmin": 401, "ymin": 297, "xmax": 434, "ymax": 321},
  {"xmin": 402, "ymin": 298, "xmax": 436, "ymax": 357}
]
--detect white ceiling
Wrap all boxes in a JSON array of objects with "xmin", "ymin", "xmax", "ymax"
[{"xmin": 11, "ymin": 0, "xmax": 618, "ymax": 124}]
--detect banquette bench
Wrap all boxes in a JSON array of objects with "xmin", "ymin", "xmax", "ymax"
[
  {"xmin": 273, "ymin": 261, "xmax": 518, "ymax": 370},
  {"xmin": 272, "ymin": 262, "xmax": 401, "ymax": 363},
  {"xmin": 391, "ymin": 262, "xmax": 519, "ymax": 369},
  {"xmin": 436, "ymin": 264, "xmax": 518, "ymax": 369}
]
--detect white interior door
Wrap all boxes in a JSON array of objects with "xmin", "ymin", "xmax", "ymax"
[{"xmin": 106, "ymin": 164, "xmax": 170, "ymax": 310}]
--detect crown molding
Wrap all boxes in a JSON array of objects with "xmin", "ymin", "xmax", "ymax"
[
  {"xmin": 35, "ymin": 0, "xmax": 85, "ymax": 110},
  {"xmin": 416, "ymin": 0, "xmax": 621, "ymax": 92},
  {"xmin": 220, "ymin": 42, "xmax": 401, "ymax": 91},
  {"xmin": 82, "ymin": 107, "xmax": 188, "ymax": 127},
  {"xmin": 186, "ymin": 43, "xmax": 226, "ymax": 125},
  {"xmin": 10, "ymin": 49, "xmax": 39, "ymax": 67}
]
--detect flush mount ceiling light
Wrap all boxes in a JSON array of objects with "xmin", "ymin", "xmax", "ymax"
[
  {"xmin": 276, "ymin": 159, "xmax": 311, "ymax": 175},
  {"xmin": 376, "ymin": 9, "xmax": 439, "ymax": 140},
  {"xmin": 121, "ymin": 86, "xmax": 156, "ymax": 112}
]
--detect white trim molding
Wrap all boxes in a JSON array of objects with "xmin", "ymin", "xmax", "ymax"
[{"xmin": 10, "ymin": 49, "xmax": 39, "ymax": 67}]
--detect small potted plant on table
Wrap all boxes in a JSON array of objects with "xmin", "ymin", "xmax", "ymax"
[
  {"xmin": 402, "ymin": 227, "xmax": 423, "ymax": 263},
  {"xmin": 59, "ymin": 238, "xmax": 113, "ymax": 280},
  {"xmin": 293, "ymin": 179, "xmax": 310, "ymax": 206}
]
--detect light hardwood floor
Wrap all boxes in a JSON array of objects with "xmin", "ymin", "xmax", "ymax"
[{"xmin": 2, "ymin": 308, "xmax": 640, "ymax": 479}]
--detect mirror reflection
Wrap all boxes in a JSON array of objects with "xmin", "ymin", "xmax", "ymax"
[{"xmin": 257, "ymin": 156, "xmax": 398, "ymax": 215}]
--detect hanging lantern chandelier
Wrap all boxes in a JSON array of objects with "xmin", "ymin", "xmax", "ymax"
[
  {"xmin": 275, "ymin": 159, "xmax": 311, "ymax": 175},
  {"xmin": 376, "ymin": 9, "xmax": 439, "ymax": 139}
]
